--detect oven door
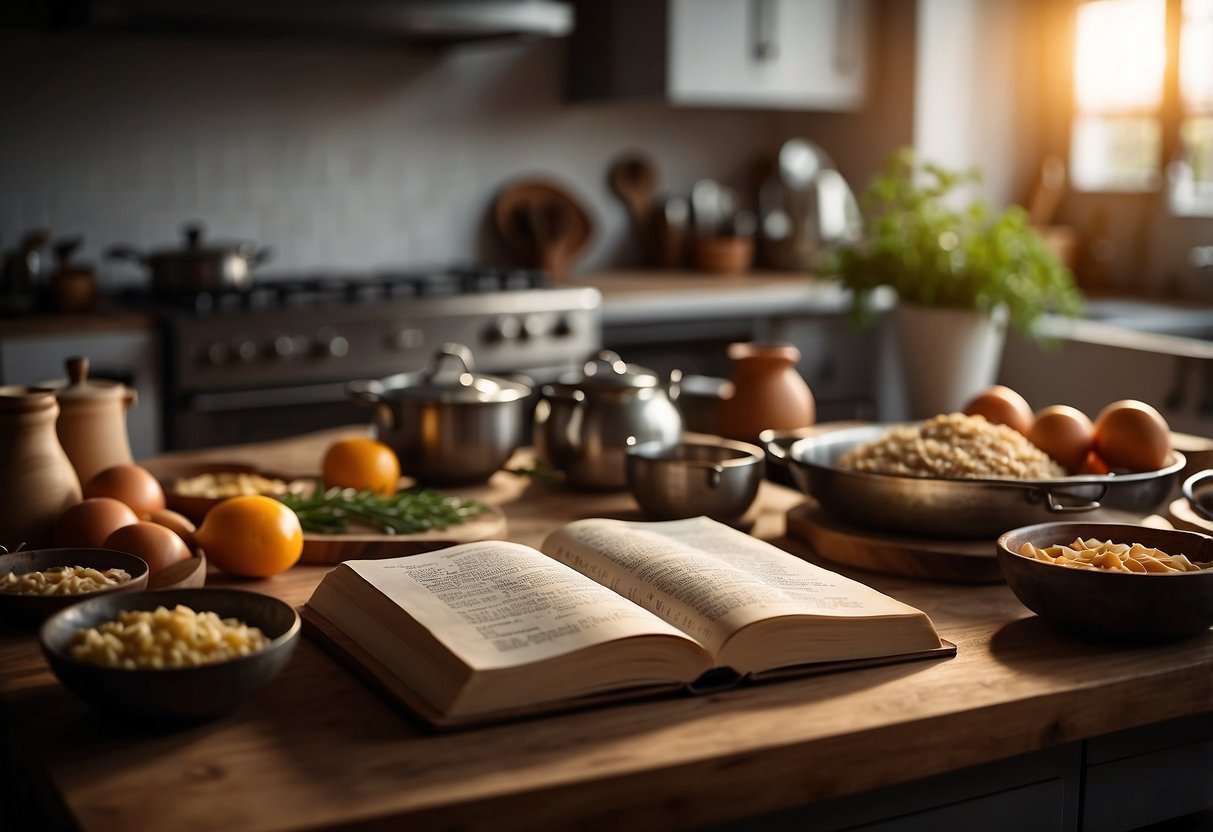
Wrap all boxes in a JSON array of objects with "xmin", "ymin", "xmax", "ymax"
[{"xmin": 171, "ymin": 382, "xmax": 366, "ymax": 450}]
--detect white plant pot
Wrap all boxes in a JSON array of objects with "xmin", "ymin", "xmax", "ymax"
[{"xmin": 893, "ymin": 303, "xmax": 1009, "ymax": 419}]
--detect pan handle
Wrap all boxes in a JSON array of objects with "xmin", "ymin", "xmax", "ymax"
[
  {"xmin": 1036, "ymin": 484, "xmax": 1107, "ymax": 514},
  {"xmin": 759, "ymin": 429, "xmax": 790, "ymax": 467},
  {"xmin": 1183, "ymin": 470, "xmax": 1213, "ymax": 522}
]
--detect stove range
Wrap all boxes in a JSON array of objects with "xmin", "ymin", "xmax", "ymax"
[{"xmin": 129, "ymin": 266, "xmax": 603, "ymax": 449}]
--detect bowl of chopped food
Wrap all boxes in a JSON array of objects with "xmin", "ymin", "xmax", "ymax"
[
  {"xmin": 996, "ymin": 522, "xmax": 1213, "ymax": 642},
  {"xmin": 39, "ymin": 588, "xmax": 300, "ymax": 723},
  {"xmin": 0, "ymin": 548, "xmax": 150, "ymax": 627},
  {"xmin": 770, "ymin": 416, "xmax": 1186, "ymax": 537},
  {"xmin": 164, "ymin": 463, "xmax": 296, "ymax": 524}
]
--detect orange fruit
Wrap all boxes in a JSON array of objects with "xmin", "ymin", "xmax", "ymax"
[
  {"xmin": 195, "ymin": 495, "xmax": 303, "ymax": 578},
  {"xmin": 322, "ymin": 438, "xmax": 400, "ymax": 495}
]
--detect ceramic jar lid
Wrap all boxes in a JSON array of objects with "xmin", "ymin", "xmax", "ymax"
[{"xmin": 46, "ymin": 357, "xmax": 133, "ymax": 404}]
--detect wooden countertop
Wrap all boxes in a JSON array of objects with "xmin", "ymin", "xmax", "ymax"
[
  {"xmin": 567, "ymin": 269, "xmax": 870, "ymax": 325},
  {"xmin": 3, "ymin": 426, "xmax": 1212, "ymax": 831}
]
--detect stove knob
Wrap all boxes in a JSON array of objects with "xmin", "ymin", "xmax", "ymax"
[
  {"xmin": 203, "ymin": 341, "xmax": 230, "ymax": 366},
  {"xmin": 232, "ymin": 338, "xmax": 258, "ymax": 363},
  {"xmin": 484, "ymin": 316, "xmax": 522, "ymax": 345},
  {"xmin": 520, "ymin": 314, "xmax": 546, "ymax": 340},
  {"xmin": 316, "ymin": 329, "xmax": 349, "ymax": 358},
  {"xmin": 272, "ymin": 334, "xmax": 297, "ymax": 359}
]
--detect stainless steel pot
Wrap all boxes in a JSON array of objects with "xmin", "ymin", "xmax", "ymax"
[
  {"xmin": 770, "ymin": 424, "xmax": 1187, "ymax": 538},
  {"xmin": 348, "ymin": 343, "xmax": 531, "ymax": 486},
  {"xmin": 535, "ymin": 350, "xmax": 682, "ymax": 490},
  {"xmin": 108, "ymin": 223, "xmax": 271, "ymax": 296},
  {"xmin": 626, "ymin": 438, "xmax": 764, "ymax": 522}
]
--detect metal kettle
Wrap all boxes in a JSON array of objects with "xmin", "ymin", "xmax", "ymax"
[{"xmin": 535, "ymin": 350, "xmax": 682, "ymax": 490}]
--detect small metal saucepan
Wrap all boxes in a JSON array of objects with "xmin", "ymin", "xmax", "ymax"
[
  {"xmin": 348, "ymin": 343, "xmax": 531, "ymax": 486},
  {"xmin": 769, "ymin": 423, "xmax": 1187, "ymax": 538},
  {"xmin": 626, "ymin": 437, "xmax": 764, "ymax": 523},
  {"xmin": 1182, "ymin": 470, "xmax": 1213, "ymax": 522},
  {"xmin": 108, "ymin": 223, "xmax": 271, "ymax": 296}
]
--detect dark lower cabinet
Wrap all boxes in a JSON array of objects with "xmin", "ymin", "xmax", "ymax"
[{"xmin": 706, "ymin": 713, "xmax": 1213, "ymax": 832}]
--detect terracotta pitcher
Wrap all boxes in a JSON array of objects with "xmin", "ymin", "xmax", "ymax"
[
  {"xmin": 0, "ymin": 386, "xmax": 82, "ymax": 549},
  {"xmin": 717, "ymin": 342, "xmax": 816, "ymax": 441},
  {"xmin": 50, "ymin": 356, "xmax": 136, "ymax": 486}
]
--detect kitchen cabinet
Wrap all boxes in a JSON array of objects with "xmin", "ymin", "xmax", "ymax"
[
  {"xmin": 999, "ymin": 325, "xmax": 1213, "ymax": 438},
  {"xmin": 570, "ymin": 0, "xmax": 868, "ymax": 111}
]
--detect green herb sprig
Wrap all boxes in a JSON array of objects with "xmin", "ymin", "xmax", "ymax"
[{"xmin": 279, "ymin": 483, "xmax": 488, "ymax": 535}]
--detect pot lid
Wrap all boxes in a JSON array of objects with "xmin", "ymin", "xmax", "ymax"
[
  {"xmin": 572, "ymin": 350, "xmax": 660, "ymax": 390},
  {"xmin": 149, "ymin": 223, "xmax": 259, "ymax": 261},
  {"xmin": 45, "ymin": 356, "xmax": 129, "ymax": 402},
  {"xmin": 374, "ymin": 344, "xmax": 530, "ymax": 404}
]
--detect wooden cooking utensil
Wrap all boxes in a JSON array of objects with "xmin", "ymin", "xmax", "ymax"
[
  {"xmin": 608, "ymin": 152, "xmax": 659, "ymax": 260},
  {"xmin": 494, "ymin": 179, "xmax": 593, "ymax": 280}
]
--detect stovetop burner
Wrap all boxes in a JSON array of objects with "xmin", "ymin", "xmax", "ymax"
[{"xmin": 120, "ymin": 266, "xmax": 551, "ymax": 316}]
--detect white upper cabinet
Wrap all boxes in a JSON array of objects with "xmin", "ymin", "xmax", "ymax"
[{"xmin": 569, "ymin": 0, "xmax": 868, "ymax": 111}]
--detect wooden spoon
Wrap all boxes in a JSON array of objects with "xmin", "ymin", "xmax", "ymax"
[{"xmin": 608, "ymin": 152, "xmax": 659, "ymax": 258}]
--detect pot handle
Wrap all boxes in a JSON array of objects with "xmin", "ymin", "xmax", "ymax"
[
  {"xmin": 1035, "ymin": 483, "xmax": 1107, "ymax": 514},
  {"xmin": 347, "ymin": 380, "xmax": 394, "ymax": 431},
  {"xmin": 1183, "ymin": 470, "xmax": 1213, "ymax": 522},
  {"xmin": 759, "ymin": 429, "xmax": 790, "ymax": 467},
  {"xmin": 667, "ymin": 368, "xmax": 683, "ymax": 402},
  {"xmin": 106, "ymin": 244, "xmax": 146, "ymax": 264}
]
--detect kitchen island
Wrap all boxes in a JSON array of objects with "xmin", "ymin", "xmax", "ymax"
[{"xmin": 1, "ymin": 426, "xmax": 1211, "ymax": 831}]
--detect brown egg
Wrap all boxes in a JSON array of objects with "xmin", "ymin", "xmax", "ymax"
[
  {"xmin": 146, "ymin": 507, "xmax": 199, "ymax": 554},
  {"xmin": 963, "ymin": 385, "xmax": 1035, "ymax": 435},
  {"xmin": 84, "ymin": 464, "xmax": 166, "ymax": 518},
  {"xmin": 103, "ymin": 521, "xmax": 191, "ymax": 577},
  {"xmin": 1093, "ymin": 399, "xmax": 1172, "ymax": 472},
  {"xmin": 1027, "ymin": 405, "xmax": 1094, "ymax": 473},
  {"xmin": 54, "ymin": 497, "xmax": 139, "ymax": 549}
]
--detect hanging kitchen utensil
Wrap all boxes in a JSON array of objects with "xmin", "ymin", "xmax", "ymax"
[
  {"xmin": 607, "ymin": 151, "xmax": 659, "ymax": 262},
  {"xmin": 108, "ymin": 223, "xmax": 272, "ymax": 297},
  {"xmin": 493, "ymin": 179, "xmax": 593, "ymax": 280}
]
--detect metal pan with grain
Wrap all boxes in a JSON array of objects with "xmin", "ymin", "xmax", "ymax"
[{"xmin": 769, "ymin": 424, "xmax": 1186, "ymax": 538}]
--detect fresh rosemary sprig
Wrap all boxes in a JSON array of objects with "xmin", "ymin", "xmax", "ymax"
[{"xmin": 279, "ymin": 483, "xmax": 488, "ymax": 535}]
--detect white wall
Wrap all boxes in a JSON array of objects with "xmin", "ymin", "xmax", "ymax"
[
  {"xmin": 0, "ymin": 29, "xmax": 778, "ymax": 285},
  {"xmin": 913, "ymin": 0, "xmax": 1030, "ymax": 208}
]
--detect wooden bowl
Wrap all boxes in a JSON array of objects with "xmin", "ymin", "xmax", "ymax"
[
  {"xmin": 163, "ymin": 463, "xmax": 296, "ymax": 524},
  {"xmin": 0, "ymin": 548, "xmax": 149, "ymax": 628},
  {"xmin": 996, "ymin": 522, "xmax": 1213, "ymax": 642},
  {"xmin": 40, "ymin": 588, "xmax": 300, "ymax": 724}
]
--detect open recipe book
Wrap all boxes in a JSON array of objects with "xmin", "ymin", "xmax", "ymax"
[{"xmin": 302, "ymin": 517, "xmax": 954, "ymax": 728}]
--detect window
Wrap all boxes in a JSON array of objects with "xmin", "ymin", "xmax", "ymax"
[{"xmin": 1070, "ymin": 0, "xmax": 1213, "ymax": 213}]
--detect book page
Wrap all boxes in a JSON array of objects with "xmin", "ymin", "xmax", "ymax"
[
  {"xmin": 343, "ymin": 540, "xmax": 703, "ymax": 671},
  {"xmin": 543, "ymin": 517, "xmax": 929, "ymax": 656}
]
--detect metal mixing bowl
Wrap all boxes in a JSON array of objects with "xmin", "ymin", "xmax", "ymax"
[
  {"xmin": 626, "ymin": 438, "xmax": 764, "ymax": 522},
  {"xmin": 772, "ymin": 424, "xmax": 1187, "ymax": 538}
]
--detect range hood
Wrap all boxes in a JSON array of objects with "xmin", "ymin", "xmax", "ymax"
[{"xmin": 86, "ymin": 0, "xmax": 574, "ymax": 42}]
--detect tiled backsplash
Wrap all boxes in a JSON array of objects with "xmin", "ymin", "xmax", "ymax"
[{"xmin": 0, "ymin": 30, "xmax": 778, "ymax": 285}]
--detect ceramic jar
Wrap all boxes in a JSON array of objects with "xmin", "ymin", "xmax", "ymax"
[
  {"xmin": 49, "ymin": 356, "xmax": 137, "ymax": 486},
  {"xmin": 717, "ymin": 342, "xmax": 816, "ymax": 441},
  {"xmin": 0, "ymin": 386, "xmax": 82, "ymax": 549}
]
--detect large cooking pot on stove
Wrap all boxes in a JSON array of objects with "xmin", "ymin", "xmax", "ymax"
[
  {"xmin": 108, "ymin": 223, "xmax": 271, "ymax": 296},
  {"xmin": 770, "ymin": 423, "xmax": 1187, "ymax": 538},
  {"xmin": 535, "ymin": 350, "xmax": 682, "ymax": 490},
  {"xmin": 348, "ymin": 343, "xmax": 531, "ymax": 486}
]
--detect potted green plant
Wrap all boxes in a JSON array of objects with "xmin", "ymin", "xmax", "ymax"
[{"xmin": 823, "ymin": 148, "xmax": 1083, "ymax": 418}]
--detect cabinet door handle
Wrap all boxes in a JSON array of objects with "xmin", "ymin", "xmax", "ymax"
[{"xmin": 749, "ymin": 0, "xmax": 779, "ymax": 62}]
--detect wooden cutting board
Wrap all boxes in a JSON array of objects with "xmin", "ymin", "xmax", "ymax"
[
  {"xmin": 787, "ymin": 500, "xmax": 1176, "ymax": 584},
  {"xmin": 785, "ymin": 501, "xmax": 1005, "ymax": 584},
  {"xmin": 300, "ymin": 505, "xmax": 508, "ymax": 564},
  {"xmin": 1167, "ymin": 497, "xmax": 1213, "ymax": 536}
]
